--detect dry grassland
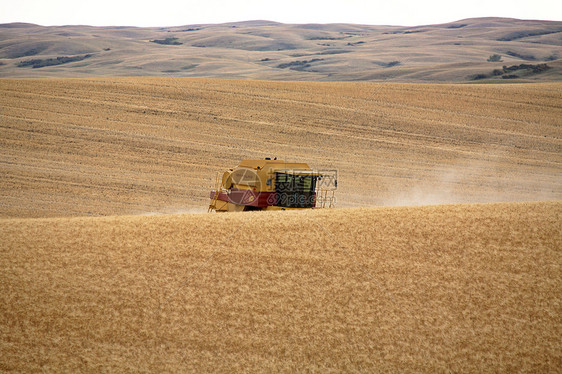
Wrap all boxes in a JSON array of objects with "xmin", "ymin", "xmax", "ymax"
[
  {"xmin": 0, "ymin": 201, "xmax": 560, "ymax": 372},
  {"xmin": 1, "ymin": 18, "xmax": 561, "ymax": 82},
  {"xmin": 1, "ymin": 78, "xmax": 561, "ymax": 218}
]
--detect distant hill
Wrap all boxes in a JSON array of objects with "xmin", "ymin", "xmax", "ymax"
[{"xmin": 0, "ymin": 18, "xmax": 561, "ymax": 82}]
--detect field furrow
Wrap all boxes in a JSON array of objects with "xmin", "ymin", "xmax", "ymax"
[{"xmin": 1, "ymin": 78, "xmax": 561, "ymax": 216}]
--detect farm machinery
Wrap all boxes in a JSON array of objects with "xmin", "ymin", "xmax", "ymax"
[{"xmin": 209, "ymin": 158, "xmax": 336, "ymax": 212}]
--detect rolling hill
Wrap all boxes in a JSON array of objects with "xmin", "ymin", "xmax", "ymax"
[{"xmin": 0, "ymin": 17, "xmax": 561, "ymax": 82}]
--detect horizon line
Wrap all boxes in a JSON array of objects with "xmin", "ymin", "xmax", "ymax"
[{"xmin": 2, "ymin": 16, "xmax": 561, "ymax": 29}]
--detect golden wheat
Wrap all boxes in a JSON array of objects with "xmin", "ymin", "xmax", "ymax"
[
  {"xmin": 0, "ymin": 202, "xmax": 560, "ymax": 372},
  {"xmin": 1, "ymin": 79, "xmax": 561, "ymax": 371}
]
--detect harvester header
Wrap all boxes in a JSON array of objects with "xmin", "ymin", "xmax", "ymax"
[{"xmin": 208, "ymin": 158, "xmax": 336, "ymax": 212}]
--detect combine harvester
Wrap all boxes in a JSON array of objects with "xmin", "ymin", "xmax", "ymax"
[{"xmin": 209, "ymin": 158, "xmax": 336, "ymax": 212}]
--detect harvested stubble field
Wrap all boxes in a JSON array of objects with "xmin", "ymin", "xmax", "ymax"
[
  {"xmin": 0, "ymin": 78, "xmax": 561, "ymax": 372},
  {"xmin": 0, "ymin": 78, "xmax": 561, "ymax": 217},
  {"xmin": 0, "ymin": 202, "xmax": 561, "ymax": 372}
]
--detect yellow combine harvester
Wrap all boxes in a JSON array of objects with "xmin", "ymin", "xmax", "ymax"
[{"xmin": 209, "ymin": 158, "xmax": 336, "ymax": 212}]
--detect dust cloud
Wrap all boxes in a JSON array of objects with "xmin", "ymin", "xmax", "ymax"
[{"xmin": 381, "ymin": 154, "xmax": 561, "ymax": 207}]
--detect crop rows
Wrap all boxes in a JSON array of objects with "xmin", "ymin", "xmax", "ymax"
[{"xmin": 0, "ymin": 78, "xmax": 560, "ymax": 217}]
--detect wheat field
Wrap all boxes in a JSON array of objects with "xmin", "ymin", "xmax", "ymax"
[
  {"xmin": 0, "ymin": 78, "xmax": 561, "ymax": 372},
  {"xmin": 1, "ymin": 202, "xmax": 561, "ymax": 372},
  {"xmin": 0, "ymin": 78, "xmax": 560, "ymax": 218}
]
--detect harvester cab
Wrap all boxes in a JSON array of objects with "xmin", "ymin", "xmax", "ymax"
[{"xmin": 208, "ymin": 158, "xmax": 336, "ymax": 212}]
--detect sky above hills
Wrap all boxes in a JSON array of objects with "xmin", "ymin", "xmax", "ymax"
[{"xmin": 1, "ymin": 0, "xmax": 561, "ymax": 27}]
